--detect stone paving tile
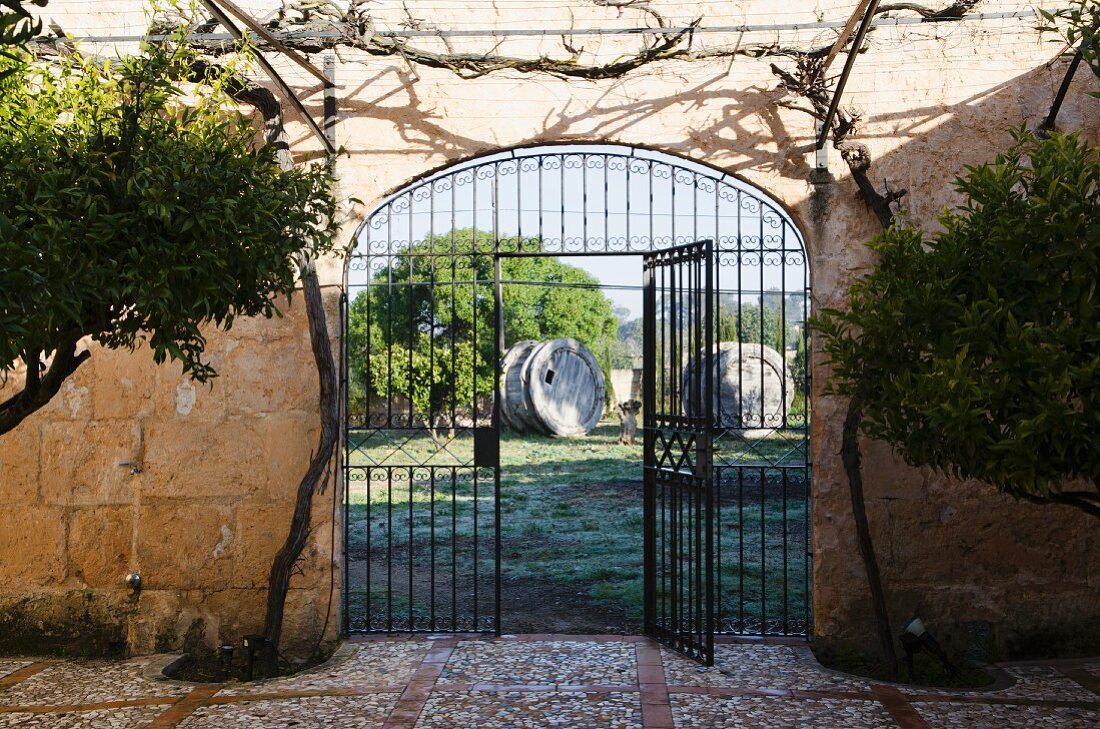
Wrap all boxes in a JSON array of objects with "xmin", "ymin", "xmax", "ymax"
[
  {"xmin": 180, "ymin": 694, "xmax": 399, "ymax": 728},
  {"xmin": 415, "ymin": 690, "xmax": 643, "ymax": 729},
  {"xmin": 662, "ymin": 644, "xmax": 870, "ymax": 691},
  {"xmin": 0, "ymin": 705, "xmax": 164, "ymax": 728},
  {"xmin": 217, "ymin": 641, "xmax": 431, "ymax": 695},
  {"xmin": 0, "ymin": 657, "xmax": 189, "ymax": 706},
  {"xmin": 913, "ymin": 701, "xmax": 1100, "ymax": 728},
  {"xmin": 671, "ymin": 693, "xmax": 895, "ymax": 728},
  {"xmin": 440, "ymin": 641, "xmax": 638, "ymax": 686},
  {"xmin": 0, "ymin": 661, "xmax": 30, "ymax": 680},
  {"xmin": 901, "ymin": 664, "xmax": 1099, "ymax": 701}
]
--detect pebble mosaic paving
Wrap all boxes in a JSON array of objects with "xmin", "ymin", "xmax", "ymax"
[
  {"xmin": 912, "ymin": 701, "xmax": 1100, "ymax": 728},
  {"xmin": 440, "ymin": 640, "xmax": 638, "ymax": 686},
  {"xmin": 899, "ymin": 663, "xmax": 1100, "ymax": 701},
  {"xmin": 416, "ymin": 690, "xmax": 643, "ymax": 729},
  {"xmin": 0, "ymin": 658, "xmax": 189, "ymax": 706},
  {"xmin": 0, "ymin": 663, "xmax": 30, "ymax": 681},
  {"xmin": 180, "ymin": 694, "xmax": 400, "ymax": 728},
  {"xmin": 661, "ymin": 644, "xmax": 870, "ymax": 691},
  {"xmin": 217, "ymin": 640, "xmax": 430, "ymax": 696},
  {"xmin": 0, "ymin": 637, "xmax": 1094, "ymax": 728},
  {"xmin": 0, "ymin": 706, "xmax": 165, "ymax": 728},
  {"xmin": 672, "ymin": 694, "xmax": 895, "ymax": 728}
]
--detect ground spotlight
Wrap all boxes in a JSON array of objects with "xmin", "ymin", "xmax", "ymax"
[{"xmin": 900, "ymin": 617, "xmax": 957, "ymax": 678}]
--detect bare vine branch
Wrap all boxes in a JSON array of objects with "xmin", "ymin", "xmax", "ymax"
[
  {"xmin": 770, "ymin": 54, "xmax": 906, "ymax": 227},
  {"xmin": 147, "ymin": 13, "xmax": 810, "ymax": 80},
  {"xmin": 877, "ymin": 1, "xmax": 982, "ymax": 21}
]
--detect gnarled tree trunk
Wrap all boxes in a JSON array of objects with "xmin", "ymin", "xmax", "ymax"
[{"xmin": 221, "ymin": 71, "xmax": 340, "ymax": 652}]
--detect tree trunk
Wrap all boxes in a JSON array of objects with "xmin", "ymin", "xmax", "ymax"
[
  {"xmin": 842, "ymin": 399, "xmax": 898, "ymax": 675},
  {"xmin": 220, "ymin": 72, "xmax": 341, "ymax": 652},
  {"xmin": 262, "ymin": 254, "xmax": 339, "ymax": 649}
]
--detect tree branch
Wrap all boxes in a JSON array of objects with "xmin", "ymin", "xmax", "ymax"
[
  {"xmin": 0, "ymin": 334, "xmax": 90, "ymax": 436},
  {"xmin": 877, "ymin": 1, "xmax": 982, "ymax": 21},
  {"xmin": 1020, "ymin": 489, "xmax": 1100, "ymax": 519},
  {"xmin": 1039, "ymin": 50, "xmax": 1084, "ymax": 133}
]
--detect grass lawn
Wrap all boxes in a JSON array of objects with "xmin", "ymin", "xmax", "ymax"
[{"xmin": 345, "ymin": 422, "xmax": 809, "ymax": 635}]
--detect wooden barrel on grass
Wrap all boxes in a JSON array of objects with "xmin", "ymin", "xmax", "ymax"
[
  {"xmin": 682, "ymin": 342, "xmax": 792, "ymax": 429},
  {"xmin": 500, "ymin": 338, "xmax": 606, "ymax": 436}
]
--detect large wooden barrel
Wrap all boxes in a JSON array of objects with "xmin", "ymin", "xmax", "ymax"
[
  {"xmin": 682, "ymin": 342, "xmax": 793, "ymax": 429},
  {"xmin": 500, "ymin": 338, "xmax": 606, "ymax": 436}
]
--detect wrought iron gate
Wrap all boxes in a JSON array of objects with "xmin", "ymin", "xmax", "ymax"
[
  {"xmin": 643, "ymin": 239, "xmax": 716, "ymax": 664},
  {"xmin": 345, "ymin": 145, "xmax": 811, "ymax": 638}
]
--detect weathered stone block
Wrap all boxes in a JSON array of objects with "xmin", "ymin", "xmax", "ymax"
[
  {"xmin": 0, "ymin": 506, "xmax": 66, "ymax": 586},
  {"xmin": 858, "ymin": 440, "xmax": 926, "ymax": 500},
  {"xmin": 38, "ymin": 377, "xmax": 93, "ymax": 422},
  {"xmin": 0, "ymin": 590, "xmax": 130, "ymax": 656},
  {"xmin": 226, "ymin": 294, "xmax": 309, "ymax": 343},
  {"xmin": 233, "ymin": 496, "xmax": 335, "ymax": 592},
  {"xmin": 40, "ymin": 421, "xmax": 142, "ymax": 506},
  {"xmin": 153, "ymin": 346, "xmax": 232, "ymax": 424},
  {"xmin": 68, "ymin": 506, "xmax": 133, "ymax": 588},
  {"xmin": 220, "ymin": 340, "xmax": 317, "ymax": 416},
  {"xmin": 135, "ymin": 501, "xmax": 235, "ymax": 590},
  {"xmin": 141, "ymin": 420, "xmax": 266, "ymax": 499},
  {"xmin": 258, "ymin": 413, "xmax": 321, "ymax": 499},
  {"xmin": 0, "ymin": 423, "xmax": 40, "ymax": 502},
  {"xmin": 89, "ymin": 345, "xmax": 156, "ymax": 420},
  {"xmin": 124, "ymin": 589, "xmax": 183, "ymax": 654},
  {"xmin": 199, "ymin": 587, "xmax": 268, "ymax": 649},
  {"xmin": 232, "ymin": 502, "xmax": 294, "ymax": 589},
  {"xmin": 281, "ymin": 587, "xmax": 329, "ymax": 657}
]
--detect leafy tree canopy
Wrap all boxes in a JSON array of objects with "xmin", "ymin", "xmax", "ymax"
[
  {"xmin": 347, "ymin": 230, "xmax": 617, "ymax": 424},
  {"xmin": 0, "ymin": 42, "xmax": 337, "ymax": 435},
  {"xmin": 814, "ymin": 131, "xmax": 1100, "ymax": 517}
]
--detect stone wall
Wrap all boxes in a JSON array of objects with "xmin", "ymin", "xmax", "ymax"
[
  {"xmin": 0, "ymin": 291, "xmax": 343, "ymax": 657},
  {"xmin": 2, "ymin": 0, "xmax": 1097, "ymax": 658}
]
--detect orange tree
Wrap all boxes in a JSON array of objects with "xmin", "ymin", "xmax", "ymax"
[
  {"xmin": 0, "ymin": 42, "xmax": 336, "ymax": 435},
  {"xmin": 814, "ymin": 131, "xmax": 1100, "ymax": 519}
]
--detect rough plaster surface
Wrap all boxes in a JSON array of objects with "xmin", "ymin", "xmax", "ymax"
[{"xmin": 1, "ymin": 0, "xmax": 1098, "ymax": 657}]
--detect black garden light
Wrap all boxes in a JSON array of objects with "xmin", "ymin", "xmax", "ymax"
[
  {"xmin": 900, "ymin": 617, "xmax": 958, "ymax": 678},
  {"xmin": 242, "ymin": 634, "xmax": 274, "ymax": 680},
  {"xmin": 218, "ymin": 644, "xmax": 235, "ymax": 679}
]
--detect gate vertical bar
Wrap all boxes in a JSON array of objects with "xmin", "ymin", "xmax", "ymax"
[
  {"xmin": 702, "ymin": 238, "xmax": 715, "ymax": 662},
  {"xmin": 494, "ymin": 254, "xmax": 504, "ymax": 635},
  {"xmin": 642, "ymin": 259, "xmax": 656, "ymax": 634}
]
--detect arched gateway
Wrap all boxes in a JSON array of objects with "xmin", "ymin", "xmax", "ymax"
[{"xmin": 343, "ymin": 145, "xmax": 810, "ymax": 663}]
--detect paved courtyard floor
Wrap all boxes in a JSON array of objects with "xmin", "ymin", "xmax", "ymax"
[{"xmin": 0, "ymin": 635, "xmax": 1097, "ymax": 728}]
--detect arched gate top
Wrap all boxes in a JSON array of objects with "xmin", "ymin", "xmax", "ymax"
[{"xmin": 348, "ymin": 144, "xmax": 807, "ymax": 280}]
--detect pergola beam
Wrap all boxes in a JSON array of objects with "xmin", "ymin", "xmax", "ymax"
[
  {"xmin": 200, "ymin": 0, "xmax": 336, "ymax": 155},
  {"xmin": 817, "ymin": 0, "xmax": 882, "ymax": 150},
  {"xmin": 208, "ymin": 0, "xmax": 333, "ymax": 88},
  {"xmin": 820, "ymin": 0, "xmax": 874, "ymax": 74}
]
